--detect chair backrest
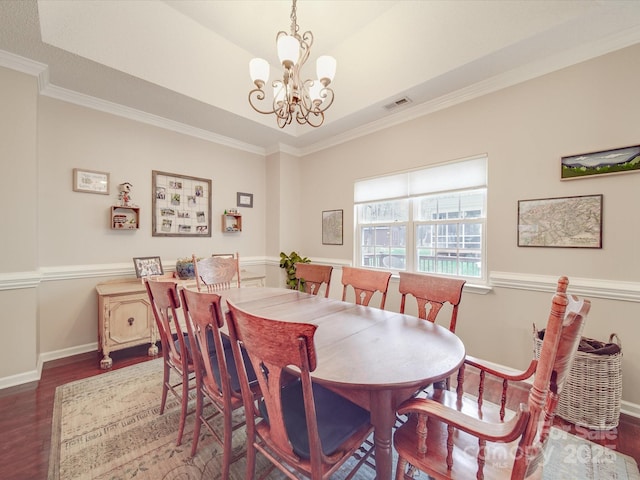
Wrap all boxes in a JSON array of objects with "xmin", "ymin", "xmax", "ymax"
[
  {"xmin": 144, "ymin": 278, "xmax": 189, "ymax": 369},
  {"xmin": 341, "ymin": 266, "xmax": 392, "ymax": 308},
  {"xmin": 225, "ymin": 300, "xmax": 321, "ymax": 463},
  {"xmin": 512, "ymin": 277, "xmax": 590, "ymax": 478},
  {"xmin": 193, "ymin": 252, "xmax": 240, "ymax": 292},
  {"xmin": 398, "ymin": 272, "xmax": 466, "ymax": 332},
  {"xmin": 295, "ymin": 263, "xmax": 333, "ymax": 297},
  {"xmin": 179, "ymin": 288, "xmax": 234, "ymax": 401}
]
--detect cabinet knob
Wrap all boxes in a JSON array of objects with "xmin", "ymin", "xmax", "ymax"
[{"xmin": 128, "ymin": 317, "xmax": 135, "ymax": 326}]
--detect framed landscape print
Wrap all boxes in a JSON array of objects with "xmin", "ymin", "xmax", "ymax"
[
  {"xmin": 322, "ymin": 209, "xmax": 343, "ymax": 245},
  {"xmin": 152, "ymin": 170, "xmax": 211, "ymax": 237},
  {"xmin": 561, "ymin": 145, "xmax": 640, "ymax": 180},
  {"xmin": 517, "ymin": 194, "xmax": 602, "ymax": 248}
]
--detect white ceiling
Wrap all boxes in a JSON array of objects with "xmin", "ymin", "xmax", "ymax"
[{"xmin": 1, "ymin": 0, "xmax": 640, "ymax": 155}]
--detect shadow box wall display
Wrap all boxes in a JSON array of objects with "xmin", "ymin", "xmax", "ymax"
[
  {"xmin": 152, "ymin": 170, "xmax": 212, "ymax": 237},
  {"xmin": 517, "ymin": 194, "xmax": 602, "ymax": 248}
]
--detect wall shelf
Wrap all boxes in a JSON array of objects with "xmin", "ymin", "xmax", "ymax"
[
  {"xmin": 222, "ymin": 213, "xmax": 242, "ymax": 232},
  {"xmin": 111, "ymin": 206, "xmax": 140, "ymax": 230}
]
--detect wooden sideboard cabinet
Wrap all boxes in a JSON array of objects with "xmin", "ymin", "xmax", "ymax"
[
  {"xmin": 96, "ymin": 279, "xmax": 158, "ymax": 369},
  {"xmin": 96, "ymin": 270, "xmax": 266, "ymax": 368}
]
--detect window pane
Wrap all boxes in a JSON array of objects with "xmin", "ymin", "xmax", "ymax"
[
  {"xmin": 461, "ymin": 189, "xmax": 485, "ymax": 218},
  {"xmin": 359, "ymin": 225, "xmax": 406, "ymax": 269},
  {"xmin": 358, "ymin": 200, "xmax": 408, "ymax": 223}
]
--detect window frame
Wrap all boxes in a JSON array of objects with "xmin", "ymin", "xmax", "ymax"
[{"xmin": 354, "ymin": 157, "xmax": 488, "ymax": 283}]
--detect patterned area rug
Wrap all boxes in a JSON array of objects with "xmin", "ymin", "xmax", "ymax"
[{"xmin": 48, "ymin": 358, "xmax": 639, "ymax": 480}]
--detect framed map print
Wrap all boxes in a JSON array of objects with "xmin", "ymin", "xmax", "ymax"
[
  {"xmin": 322, "ymin": 209, "xmax": 343, "ymax": 245},
  {"xmin": 517, "ymin": 194, "xmax": 602, "ymax": 248},
  {"xmin": 152, "ymin": 170, "xmax": 211, "ymax": 237}
]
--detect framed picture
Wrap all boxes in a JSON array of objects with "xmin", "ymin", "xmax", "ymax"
[
  {"xmin": 322, "ymin": 209, "xmax": 343, "ymax": 245},
  {"xmin": 152, "ymin": 170, "xmax": 212, "ymax": 237},
  {"xmin": 73, "ymin": 168, "xmax": 109, "ymax": 194},
  {"xmin": 517, "ymin": 194, "xmax": 603, "ymax": 248},
  {"xmin": 132, "ymin": 256, "xmax": 164, "ymax": 278},
  {"xmin": 237, "ymin": 192, "xmax": 254, "ymax": 208},
  {"xmin": 561, "ymin": 145, "xmax": 640, "ymax": 180}
]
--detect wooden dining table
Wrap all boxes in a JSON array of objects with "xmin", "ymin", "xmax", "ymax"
[{"xmin": 214, "ymin": 286, "xmax": 466, "ymax": 480}]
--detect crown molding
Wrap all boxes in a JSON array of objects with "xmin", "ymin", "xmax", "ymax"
[
  {"xmin": 297, "ymin": 29, "xmax": 640, "ymax": 157},
  {"xmin": 0, "ymin": 49, "xmax": 47, "ymax": 77},
  {"xmin": 39, "ymin": 83, "xmax": 266, "ymax": 156}
]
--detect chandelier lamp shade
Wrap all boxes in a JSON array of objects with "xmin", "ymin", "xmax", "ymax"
[{"xmin": 248, "ymin": 0, "xmax": 336, "ymax": 128}]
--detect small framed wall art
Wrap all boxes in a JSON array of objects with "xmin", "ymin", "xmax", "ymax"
[
  {"xmin": 152, "ymin": 170, "xmax": 212, "ymax": 237},
  {"xmin": 237, "ymin": 192, "xmax": 254, "ymax": 208},
  {"xmin": 322, "ymin": 209, "xmax": 343, "ymax": 245},
  {"xmin": 73, "ymin": 168, "xmax": 109, "ymax": 194},
  {"xmin": 517, "ymin": 194, "xmax": 603, "ymax": 248}
]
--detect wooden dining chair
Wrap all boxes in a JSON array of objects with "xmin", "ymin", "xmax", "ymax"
[
  {"xmin": 144, "ymin": 278, "xmax": 196, "ymax": 446},
  {"xmin": 179, "ymin": 288, "xmax": 258, "ymax": 476},
  {"xmin": 225, "ymin": 299, "xmax": 375, "ymax": 480},
  {"xmin": 193, "ymin": 252, "xmax": 240, "ymax": 292},
  {"xmin": 398, "ymin": 272, "xmax": 466, "ymax": 332},
  {"xmin": 295, "ymin": 263, "xmax": 333, "ymax": 297},
  {"xmin": 341, "ymin": 266, "xmax": 392, "ymax": 309},
  {"xmin": 393, "ymin": 276, "xmax": 591, "ymax": 480}
]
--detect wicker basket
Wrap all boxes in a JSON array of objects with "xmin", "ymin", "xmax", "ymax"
[{"xmin": 533, "ymin": 328, "xmax": 622, "ymax": 430}]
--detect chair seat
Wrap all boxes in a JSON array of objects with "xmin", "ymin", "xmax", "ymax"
[
  {"xmin": 394, "ymin": 410, "xmax": 521, "ymax": 480},
  {"xmin": 259, "ymin": 380, "xmax": 371, "ymax": 459},
  {"xmin": 208, "ymin": 345, "xmax": 257, "ymax": 393}
]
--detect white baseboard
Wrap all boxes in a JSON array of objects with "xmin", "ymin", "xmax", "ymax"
[{"xmin": 39, "ymin": 342, "xmax": 98, "ymax": 364}]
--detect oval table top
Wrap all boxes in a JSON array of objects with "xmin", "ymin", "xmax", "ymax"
[{"xmin": 216, "ymin": 286, "xmax": 466, "ymax": 480}]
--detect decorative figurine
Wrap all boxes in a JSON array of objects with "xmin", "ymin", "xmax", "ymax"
[{"xmin": 118, "ymin": 182, "xmax": 133, "ymax": 206}]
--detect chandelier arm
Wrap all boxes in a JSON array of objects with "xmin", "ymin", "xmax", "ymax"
[
  {"xmin": 248, "ymin": 88, "xmax": 278, "ymax": 115},
  {"xmin": 316, "ymin": 88, "xmax": 335, "ymax": 113}
]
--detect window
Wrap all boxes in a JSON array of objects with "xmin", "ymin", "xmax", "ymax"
[{"xmin": 354, "ymin": 156, "xmax": 487, "ymax": 281}]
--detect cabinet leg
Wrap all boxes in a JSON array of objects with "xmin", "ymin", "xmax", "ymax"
[
  {"xmin": 148, "ymin": 343, "xmax": 159, "ymax": 357},
  {"xmin": 100, "ymin": 355, "xmax": 113, "ymax": 369}
]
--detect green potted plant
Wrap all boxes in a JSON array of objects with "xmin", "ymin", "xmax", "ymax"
[{"xmin": 279, "ymin": 251, "xmax": 310, "ymax": 290}]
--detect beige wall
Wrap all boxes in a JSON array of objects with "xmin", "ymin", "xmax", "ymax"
[
  {"xmin": 296, "ymin": 44, "xmax": 640, "ymax": 406},
  {"xmin": 0, "ymin": 44, "xmax": 638, "ymax": 412},
  {"xmin": 0, "ymin": 67, "xmax": 38, "ymax": 379}
]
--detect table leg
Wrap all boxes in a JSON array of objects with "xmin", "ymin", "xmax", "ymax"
[{"xmin": 370, "ymin": 389, "xmax": 394, "ymax": 480}]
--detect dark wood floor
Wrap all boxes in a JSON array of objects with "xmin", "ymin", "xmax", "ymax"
[{"xmin": 0, "ymin": 347, "xmax": 638, "ymax": 480}]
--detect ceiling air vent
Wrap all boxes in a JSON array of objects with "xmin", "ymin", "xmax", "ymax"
[{"xmin": 384, "ymin": 96, "xmax": 412, "ymax": 110}]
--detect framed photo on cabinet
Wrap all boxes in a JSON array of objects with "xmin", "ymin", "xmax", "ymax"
[{"xmin": 132, "ymin": 256, "xmax": 164, "ymax": 278}]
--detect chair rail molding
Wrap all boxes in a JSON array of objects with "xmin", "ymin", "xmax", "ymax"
[{"xmin": 490, "ymin": 271, "xmax": 640, "ymax": 302}]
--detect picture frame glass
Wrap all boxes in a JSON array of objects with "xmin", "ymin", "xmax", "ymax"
[
  {"xmin": 73, "ymin": 168, "xmax": 109, "ymax": 194},
  {"xmin": 237, "ymin": 192, "xmax": 253, "ymax": 208},
  {"xmin": 561, "ymin": 145, "xmax": 640, "ymax": 180},
  {"xmin": 152, "ymin": 170, "xmax": 212, "ymax": 237},
  {"xmin": 322, "ymin": 209, "xmax": 343, "ymax": 245},
  {"xmin": 517, "ymin": 194, "xmax": 602, "ymax": 248},
  {"xmin": 133, "ymin": 256, "xmax": 164, "ymax": 278}
]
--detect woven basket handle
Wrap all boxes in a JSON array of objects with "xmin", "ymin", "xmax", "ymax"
[{"xmin": 609, "ymin": 333, "xmax": 621, "ymax": 349}]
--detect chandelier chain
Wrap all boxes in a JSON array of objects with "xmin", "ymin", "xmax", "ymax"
[{"xmin": 290, "ymin": 0, "xmax": 298, "ymax": 36}]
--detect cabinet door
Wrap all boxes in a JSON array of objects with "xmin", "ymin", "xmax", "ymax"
[{"xmin": 108, "ymin": 295, "xmax": 152, "ymax": 345}]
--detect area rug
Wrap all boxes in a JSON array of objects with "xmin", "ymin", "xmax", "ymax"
[{"xmin": 48, "ymin": 358, "xmax": 640, "ymax": 480}]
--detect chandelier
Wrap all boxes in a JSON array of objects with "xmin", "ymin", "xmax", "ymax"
[{"xmin": 248, "ymin": 0, "xmax": 336, "ymax": 128}]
